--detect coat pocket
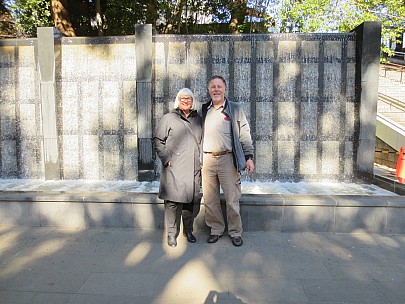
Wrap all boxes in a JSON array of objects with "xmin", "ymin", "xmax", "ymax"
[{"xmin": 167, "ymin": 145, "xmax": 186, "ymax": 166}]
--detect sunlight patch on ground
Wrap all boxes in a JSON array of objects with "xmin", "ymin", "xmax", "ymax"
[{"xmin": 158, "ymin": 260, "xmax": 222, "ymax": 301}]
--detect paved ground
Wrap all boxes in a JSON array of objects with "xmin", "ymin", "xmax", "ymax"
[{"xmin": 1, "ymin": 226, "xmax": 404, "ymax": 304}]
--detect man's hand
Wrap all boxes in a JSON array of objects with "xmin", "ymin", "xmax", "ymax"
[{"xmin": 246, "ymin": 159, "xmax": 255, "ymax": 173}]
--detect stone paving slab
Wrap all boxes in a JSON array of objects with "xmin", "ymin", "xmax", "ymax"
[{"xmin": 0, "ymin": 226, "xmax": 405, "ymax": 304}]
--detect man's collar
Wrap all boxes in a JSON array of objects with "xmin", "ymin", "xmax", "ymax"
[{"xmin": 208, "ymin": 98, "xmax": 227, "ymax": 110}]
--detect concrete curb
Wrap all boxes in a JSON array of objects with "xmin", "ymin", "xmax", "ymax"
[{"xmin": 0, "ymin": 191, "xmax": 404, "ymax": 233}]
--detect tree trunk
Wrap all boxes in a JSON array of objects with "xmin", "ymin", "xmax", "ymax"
[
  {"xmin": 50, "ymin": 0, "xmax": 76, "ymax": 37},
  {"xmin": 229, "ymin": 0, "xmax": 248, "ymax": 33},
  {"xmin": 0, "ymin": 3, "xmax": 16, "ymax": 38}
]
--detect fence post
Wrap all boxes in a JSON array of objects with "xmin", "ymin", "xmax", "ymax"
[
  {"xmin": 135, "ymin": 24, "xmax": 154, "ymax": 181},
  {"xmin": 37, "ymin": 27, "xmax": 60, "ymax": 180},
  {"xmin": 353, "ymin": 21, "xmax": 382, "ymax": 180}
]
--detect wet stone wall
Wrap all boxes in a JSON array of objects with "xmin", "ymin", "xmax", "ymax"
[
  {"xmin": 56, "ymin": 37, "xmax": 138, "ymax": 180},
  {"xmin": 154, "ymin": 34, "xmax": 357, "ymax": 181},
  {"xmin": 0, "ymin": 25, "xmax": 380, "ymax": 182},
  {"xmin": 0, "ymin": 39, "xmax": 44, "ymax": 179}
]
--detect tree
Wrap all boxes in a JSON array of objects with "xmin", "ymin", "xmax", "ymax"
[
  {"xmin": 6, "ymin": 0, "xmax": 53, "ymax": 37},
  {"xmin": 209, "ymin": 0, "xmax": 274, "ymax": 33},
  {"xmin": 278, "ymin": 0, "xmax": 405, "ymax": 57},
  {"xmin": 0, "ymin": 1, "xmax": 17, "ymax": 38},
  {"xmin": 3, "ymin": 0, "xmax": 404, "ymax": 45},
  {"xmin": 101, "ymin": 0, "xmax": 151, "ymax": 35}
]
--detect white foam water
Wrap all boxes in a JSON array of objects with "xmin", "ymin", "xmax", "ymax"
[{"xmin": 0, "ymin": 178, "xmax": 396, "ymax": 196}]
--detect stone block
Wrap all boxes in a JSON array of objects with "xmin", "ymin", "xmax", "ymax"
[
  {"xmin": 335, "ymin": 206, "xmax": 387, "ymax": 233},
  {"xmin": 283, "ymin": 205, "xmax": 335, "ymax": 232},
  {"xmin": 255, "ymin": 140, "xmax": 273, "ymax": 175},
  {"xmin": 102, "ymin": 83, "xmax": 120, "ymax": 130},
  {"xmin": 124, "ymin": 135, "xmax": 138, "ymax": 180},
  {"xmin": 242, "ymin": 205, "xmax": 282, "ymax": 231},
  {"xmin": 20, "ymin": 139, "xmax": 42, "ymax": 178},
  {"xmin": 1, "ymin": 140, "xmax": 17, "ymax": 176},
  {"xmin": 153, "ymin": 42, "xmax": 165, "ymax": 99},
  {"xmin": 63, "ymin": 135, "xmax": 80, "ymax": 179},
  {"xmin": 0, "ymin": 201, "xmax": 41, "ymax": 226},
  {"xmin": 278, "ymin": 141, "xmax": 295, "ymax": 175},
  {"xmin": 0, "ymin": 45, "xmax": 15, "ymax": 65},
  {"xmin": 18, "ymin": 67, "xmax": 37, "ymax": 101},
  {"xmin": 300, "ymin": 102, "xmax": 318, "ymax": 139},
  {"xmin": 168, "ymin": 42, "xmax": 186, "ymax": 96},
  {"xmin": 301, "ymin": 64, "xmax": 318, "ymax": 100},
  {"xmin": 278, "ymin": 41, "xmax": 298, "ymax": 62},
  {"xmin": 82, "ymin": 135, "xmax": 100, "ymax": 179},
  {"xmin": 300, "ymin": 141, "xmax": 317, "ymax": 175},
  {"xmin": 256, "ymin": 102, "xmax": 273, "ymax": 137},
  {"xmin": 256, "ymin": 41, "xmax": 274, "ymax": 100},
  {"xmin": 0, "ymin": 105, "xmax": 16, "ymax": 136},
  {"xmin": 103, "ymin": 135, "xmax": 120, "ymax": 180},
  {"xmin": 322, "ymin": 101, "xmax": 340, "ymax": 139},
  {"xmin": 132, "ymin": 201, "xmax": 164, "ymax": 230},
  {"xmin": 234, "ymin": 41, "xmax": 251, "ymax": 100},
  {"xmin": 276, "ymin": 63, "xmax": 299, "ymax": 101},
  {"xmin": 85, "ymin": 202, "xmax": 133, "ymax": 228},
  {"xmin": 278, "ymin": 102, "xmax": 296, "ymax": 140},
  {"xmin": 322, "ymin": 141, "xmax": 340, "ymax": 175},
  {"xmin": 386, "ymin": 207, "xmax": 405, "ymax": 233},
  {"xmin": 212, "ymin": 41, "xmax": 230, "ymax": 77},
  {"xmin": 38, "ymin": 202, "xmax": 86, "ymax": 228},
  {"xmin": 62, "ymin": 97, "xmax": 79, "ymax": 132}
]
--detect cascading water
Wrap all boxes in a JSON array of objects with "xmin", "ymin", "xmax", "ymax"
[{"xmin": 0, "ymin": 29, "xmax": 375, "ymax": 184}]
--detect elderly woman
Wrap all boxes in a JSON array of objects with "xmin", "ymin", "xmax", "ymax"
[{"xmin": 153, "ymin": 88, "xmax": 202, "ymax": 247}]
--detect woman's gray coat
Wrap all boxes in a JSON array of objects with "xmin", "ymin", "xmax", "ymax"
[{"xmin": 153, "ymin": 109, "xmax": 202, "ymax": 203}]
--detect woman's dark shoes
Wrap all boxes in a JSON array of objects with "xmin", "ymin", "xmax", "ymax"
[
  {"xmin": 167, "ymin": 236, "xmax": 177, "ymax": 247},
  {"xmin": 207, "ymin": 235, "xmax": 220, "ymax": 243},
  {"xmin": 184, "ymin": 232, "xmax": 196, "ymax": 243},
  {"xmin": 231, "ymin": 236, "xmax": 243, "ymax": 247}
]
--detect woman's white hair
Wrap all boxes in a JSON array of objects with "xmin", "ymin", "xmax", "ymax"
[{"xmin": 174, "ymin": 88, "xmax": 197, "ymax": 110}]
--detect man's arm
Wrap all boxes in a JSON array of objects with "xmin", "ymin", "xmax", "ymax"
[{"xmin": 236, "ymin": 105, "xmax": 255, "ymax": 173}]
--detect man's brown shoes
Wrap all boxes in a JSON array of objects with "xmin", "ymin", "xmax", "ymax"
[
  {"xmin": 207, "ymin": 235, "xmax": 220, "ymax": 243},
  {"xmin": 231, "ymin": 236, "xmax": 243, "ymax": 246},
  {"xmin": 168, "ymin": 236, "xmax": 177, "ymax": 247}
]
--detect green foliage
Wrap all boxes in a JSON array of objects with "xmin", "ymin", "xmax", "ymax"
[
  {"xmin": 101, "ymin": 0, "xmax": 151, "ymax": 35},
  {"xmin": 4, "ymin": 0, "xmax": 405, "ymax": 53},
  {"xmin": 9, "ymin": 0, "xmax": 52, "ymax": 37},
  {"xmin": 279, "ymin": 0, "xmax": 405, "ymax": 58}
]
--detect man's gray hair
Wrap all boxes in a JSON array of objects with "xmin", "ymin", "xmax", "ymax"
[{"xmin": 174, "ymin": 88, "xmax": 197, "ymax": 110}]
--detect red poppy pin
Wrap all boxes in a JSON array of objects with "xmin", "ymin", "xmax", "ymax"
[{"xmin": 224, "ymin": 117, "xmax": 231, "ymax": 121}]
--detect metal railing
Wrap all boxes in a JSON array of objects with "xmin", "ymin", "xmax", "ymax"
[
  {"xmin": 378, "ymin": 92, "xmax": 405, "ymax": 112},
  {"xmin": 381, "ymin": 61, "xmax": 405, "ymax": 83},
  {"xmin": 393, "ymin": 51, "xmax": 405, "ymax": 60}
]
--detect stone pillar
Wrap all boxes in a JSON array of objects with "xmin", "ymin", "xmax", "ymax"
[
  {"xmin": 353, "ymin": 21, "xmax": 382, "ymax": 180},
  {"xmin": 135, "ymin": 24, "xmax": 153, "ymax": 181},
  {"xmin": 37, "ymin": 27, "xmax": 60, "ymax": 180}
]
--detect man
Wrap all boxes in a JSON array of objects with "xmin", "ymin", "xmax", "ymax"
[{"xmin": 202, "ymin": 75, "xmax": 255, "ymax": 246}]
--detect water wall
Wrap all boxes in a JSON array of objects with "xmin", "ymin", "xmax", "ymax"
[{"xmin": 0, "ymin": 23, "xmax": 381, "ymax": 182}]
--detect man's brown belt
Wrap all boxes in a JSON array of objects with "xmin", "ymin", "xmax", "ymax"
[{"xmin": 204, "ymin": 151, "xmax": 232, "ymax": 156}]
